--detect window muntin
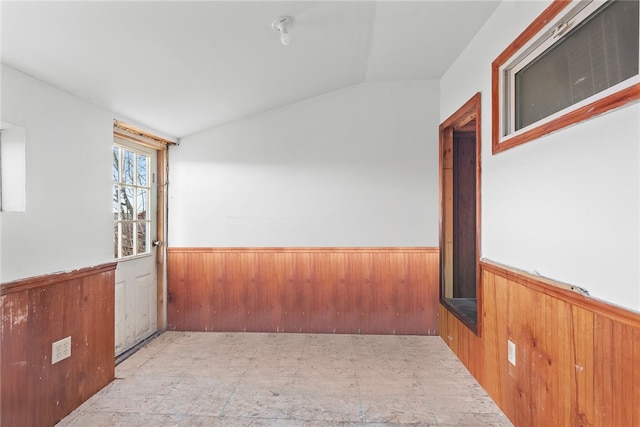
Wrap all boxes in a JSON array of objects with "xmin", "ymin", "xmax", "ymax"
[
  {"xmin": 113, "ymin": 144, "xmax": 151, "ymax": 259},
  {"xmin": 493, "ymin": 0, "xmax": 640, "ymax": 153}
]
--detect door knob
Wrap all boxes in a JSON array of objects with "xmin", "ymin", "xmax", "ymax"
[{"xmin": 152, "ymin": 240, "xmax": 162, "ymax": 247}]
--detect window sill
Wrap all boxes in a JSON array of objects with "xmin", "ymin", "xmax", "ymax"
[{"xmin": 441, "ymin": 298, "xmax": 478, "ymax": 336}]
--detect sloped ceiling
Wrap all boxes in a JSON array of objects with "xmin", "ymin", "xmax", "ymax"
[{"xmin": 1, "ymin": 1, "xmax": 500, "ymax": 138}]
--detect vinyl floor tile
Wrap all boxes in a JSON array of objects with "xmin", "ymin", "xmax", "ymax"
[{"xmin": 56, "ymin": 332, "xmax": 513, "ymax": 427}]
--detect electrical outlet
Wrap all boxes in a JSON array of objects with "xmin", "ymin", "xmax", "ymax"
[
  {"xmin": 507, "ymin": 339, "xmax": 516, "ymax": 366},
  {"xmin": 52, "ymin": 336, "xmax": 71, "ymax": 364}
]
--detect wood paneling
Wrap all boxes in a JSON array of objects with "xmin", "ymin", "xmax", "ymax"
[
  {"xmin": 440, "ymin": 260, "xmax": 640, "ymax": 427},
  {"xmin": 1, "ymin": 263, "xmax": 117, "ymax": 427},
  {"xmin": 442, "ymin": 127, "xmax": 454, "ymax": 298},
  {"xmin": 167, "ymin": 248, "xmax": 439, "ymax": 335}
]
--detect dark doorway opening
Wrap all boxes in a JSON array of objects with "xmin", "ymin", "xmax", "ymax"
[{"xmin": 439, "ymin": 93, "xmax": 481, "ymax": 334}]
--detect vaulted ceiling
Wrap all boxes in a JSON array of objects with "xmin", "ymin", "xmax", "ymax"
[{"xmin": 1, "ymin": 1, "xmax": 500, "ymax": 138}]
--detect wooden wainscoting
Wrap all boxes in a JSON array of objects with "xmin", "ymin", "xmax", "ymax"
[
  {"xmin": 1, "ymin": 263, "xmax": 117, "ymax": 427},
  {"xmin": 167, "ymin": 247, "xmax": 439, "ymax": 335},
  {"xmin": 440, "ymin": 260, "xmax": 640, "ymax": 427}
]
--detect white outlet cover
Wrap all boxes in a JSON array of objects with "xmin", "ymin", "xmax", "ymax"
[
  {"xmin": 507, "ymin": 339, "xmax": 516, "ymax": 366},
  {"xmin": 52, "ymin": 336, "xmax": 71, "ymax": 364}
]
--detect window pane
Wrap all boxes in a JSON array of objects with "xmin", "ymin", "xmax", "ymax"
[
  {"xmin": 120, "ymin": 187, "xmax": 135, "ymax": 221},
  {"xmin": 137, "ymin": 154, "xmax": 148, "ymax": 186},
  {"xmin": 113, "ymin": 143, "xmax": 154, "ymax": 259},
  {"xmin": 121, "ymin": 222, "xmax": 134, "ymax": 257},
  {"xmin": 516, "ymin": 43, "xmax": 572, "ymax": 129},
  {"xmin": 123, "ymin": 150, "xmax": 135, "ymax": 185},
  {"xmin": 112, "ymin": 146, "xmax": 120, "ymax": 182},
  {"xmin": 137, "ymin": 188, "xmax": 148, "ymax": 220},
  {"xmin": 515, "ymin": 0, "xmax": 639, "ymax": 130},
  {"xmin": 113, "ymin": 185, "xmax": 120, "ymax": 220},
  {"xmin": 137, "ymin": 222, "xmax": 148, "ymax": 254},
  {"xmin": 114, "ymin": 222, "xmax": 120, "ymax": 258}
]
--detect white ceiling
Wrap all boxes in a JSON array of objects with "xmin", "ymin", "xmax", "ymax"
[{"xmin": 1, "ymin": 1, "xmax": 500, "ymax": 138}]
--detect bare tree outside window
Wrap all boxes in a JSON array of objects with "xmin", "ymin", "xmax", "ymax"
[{"xmin": 113, "ymin": 145, "xmax": 150, "ymax": 258}]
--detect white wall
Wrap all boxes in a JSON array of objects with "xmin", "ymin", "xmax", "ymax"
[
  {"xmin": 0, "ymin": 65, "xmax": 114, "ymax": 282},
  {"xmin": 441, "ymin": 1, "xmax": 640, "ymax": 312},
  {"xmin": 169, "ymin": 80, "xmax": 439, "ymax": 247}
]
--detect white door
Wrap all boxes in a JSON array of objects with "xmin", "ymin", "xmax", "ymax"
[{"xmin": 113, "ymin": 139, "xmax": 158, "ymax": 356}]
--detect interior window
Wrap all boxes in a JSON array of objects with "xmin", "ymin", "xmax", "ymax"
[
  {"xmin": 493, "ymin": 0, "xmax": 640, "ymax": 153},
  {"xmin": 0, "ymin": 125, "xmax": 26, "ymax": 212}
]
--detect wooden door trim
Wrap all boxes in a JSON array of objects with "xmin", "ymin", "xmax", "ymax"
[
  {"xmin": 112, "ymin": 121, "xmax": 169, "ymax": 333},
  {"xmin": 439, "ymin": 92, "xmax": 482, "ymax": 335},
  {"xmin": 156, "ymin": 147, "xmax": 168, "ymax": 331}
]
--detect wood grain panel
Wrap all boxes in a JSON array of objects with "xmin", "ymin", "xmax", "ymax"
[
  {"xmin": 442, "ymin": 128, "xmax": 454, "ymax": 299},
  {"xmin": 634, "ymin": 327, "xmax": 640, "ymax": 426},
  {"xmin": 1, "ymin": 263, "xmax": 116, "ymax": 427},
  {"xmin": 167, "ymin": 248, "xmax": 439, "ymax": 335},
  {"xmin": 345, "ymin": 251, "xmax": 370, "ymax": 334},
  {"xmin": 440, "ymin": 260, "xmax": 640, "ymax": 427}
]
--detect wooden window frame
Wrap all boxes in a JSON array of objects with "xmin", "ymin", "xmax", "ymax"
[{"xmin": 492, "ymin": 0, "xmax": 640, "ymax": 154}]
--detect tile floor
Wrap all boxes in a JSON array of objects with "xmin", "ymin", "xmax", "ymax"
[{"xmin": 57, "ymin": 332, "xmax": 513, "ymax": 426}]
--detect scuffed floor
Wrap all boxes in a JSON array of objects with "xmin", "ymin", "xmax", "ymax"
[{"xmin": 57, "ymin": 332, "xmax": 512, "ymax": 426}]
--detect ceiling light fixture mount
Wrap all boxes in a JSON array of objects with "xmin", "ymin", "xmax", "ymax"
[{"xmin": 272, "ymin": 16, "xmax": 293, "ymax": 46}]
